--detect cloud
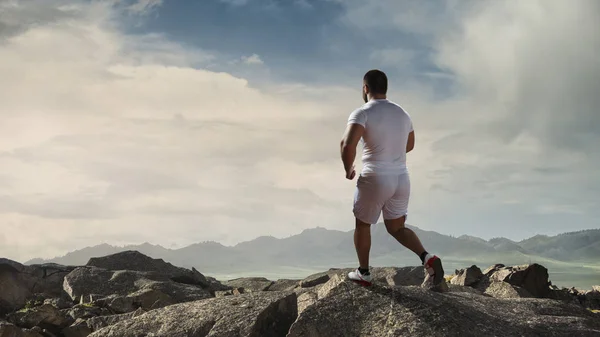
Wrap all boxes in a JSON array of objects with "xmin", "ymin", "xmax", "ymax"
[
  {"xmin": 127, "ymin": 0, "xmax": 163, "ymax": 14},
  {"xmin": 241, "ymin": 53, "xmax": 264, "ymax": 65}
]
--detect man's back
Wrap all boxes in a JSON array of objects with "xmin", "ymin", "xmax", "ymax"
[{"xmin": 347, "ymin": 98, "xmax": 413, "ymax": 176}]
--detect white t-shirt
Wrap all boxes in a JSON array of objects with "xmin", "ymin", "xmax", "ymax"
[{"xmin": 347, "ymin": 98, "xmax": 413, "ymax": 176}]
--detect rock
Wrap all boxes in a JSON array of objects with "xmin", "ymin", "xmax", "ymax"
[
  {"xmin": 62, "ymin": 267, "xmax": 211, "ymax": 309},
  {"xmin": 65, "ymin": 304, "xmax": 110, "ymax": 321},
  {"xmin": 86, "ymin": 251, "xmax": 209, "ymax": 288},
  {"xmin": 488, "ymin": 264, "xmax": 550, "ymax": 298},
  {"xmin": 373, "ymin": 266, "xmax": 425, "ymax": 286},
  {"xmin": 61, "ymin": 319, "xmax": 92, "ymax": 337},
  {"xmin": 483, "ymin": 264, "xmax": 505, "ymax": 276},
  {"xmin": 299, "ymin": 272, "xmax": 331, "ymax": 288},
  {"xmin": 214, "ymin": 290, "xmax": 232, "ymax": 298},
  {"xmin": 484, "ymin": 281, "xmax": 533, "ymax": 299},
  {"xmin": 0, "ymin": 321, "xmax": 44, "ymax": 337},
  {"xmin": 43, "ymin": 298, "xmax": 73, "ymax": 310},
  {"xmin": 448, "ymin": 284, "xmax": 485, "ymax": 295},
  {"xmin": 105, "ymin": 296, "xmax": 134, "ymax": 314},
  {"xmin": 0, "ymin": 263, "xmax": 33, "ymax": 315},
  {"xmin": 5, "ymin": 304, "xmax": 73, "ymax": 336},
  {"xmin": 88, "ymin": 291, "xmax": 298, "ymax": 337},
  {"xmin": 593, "ymin": 285, "xmax": 600, "ymax": 292},
  {"xmin": 421, "ymin": 272, "xmax": 449, "ymax": 292},
  {"xmin": 267, "ymin": 279, "xmax": 300, "ymax": 292},
  {"xmin": 287, "ymin": 275, "xmax": 600, "ymax": 337},
  {"xmin": 27, "ymin": 264, "xmax": 77, "ymax": 298},
  {"xmin": 451, "ymin": 265, "xmax": 484, "ymax": 287},
  {"xmin": 86, "ymin": 308, "xmax": 145, "ymax": 332},
  {"xmin": 296, "ymin": 292, "xmax": 318, "ymax": 315},
  {"xmin": 204, "ymin": 277, "xmax": 231, "ymax": 293},
  {"xmin": 224, "ymin": 277, "xmax": 274, "ymax": 292}
]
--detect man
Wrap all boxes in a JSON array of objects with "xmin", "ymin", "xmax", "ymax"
[{"xmin": 340, "ymin": 69, "xmax": 444, "ymax": 288}]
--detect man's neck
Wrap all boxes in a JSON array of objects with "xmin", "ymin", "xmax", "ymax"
[{"xmin": 369, "ymin": 94, "xmax": 387, "ymax": 101}]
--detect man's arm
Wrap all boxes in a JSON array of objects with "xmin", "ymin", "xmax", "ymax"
[
  {"xmin": 406, "ymin": 130, "xmax": 415, "ymax": 153},
  {"xmin": 340, "ymin": 123, "xmax": 365, "ymax": 179}
]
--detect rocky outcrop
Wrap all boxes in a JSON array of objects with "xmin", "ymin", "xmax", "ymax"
[
  {"xmin": 86, "ymin": 251, "xmax": 209, "ymax": 288},
  {"xmin": 0, "ymin": 264, "xmax": 32, "ymax": 315},
  {"xmin": 451, "ymin": 265, "xmax": 483, "ymax": 286},
  {"xmin": 62, "ymin": 267, "xmax": 211, "ymax": 309},
  {"xmin": 224, "ymin": 277, "xmax": 274, "ymax": 292},
  {"xmin": 0, "ymin": 321, "xmax": 44, "ymax": 337},
  {"xmin": 267, "ymin": 279, "xmax": 300, "ymax": 292},
  {"xmin": 88, "ymin": 291, "xmax": 298, "ymax": 337},
  {"xmin": 287, "ymin": 275, "xmax": 600, "ymax": 337},
  {"xmin": 484, "ymin": 281, "xmax": 533, "ymax": 299},
  {"xmin": 487, "ymin": 263, "xmax": 550, "ymax": 297}
]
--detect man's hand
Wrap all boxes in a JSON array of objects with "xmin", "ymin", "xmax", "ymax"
[{"xmin": 346, "ymin": 166, "xmax": 356, "ymax": 180}]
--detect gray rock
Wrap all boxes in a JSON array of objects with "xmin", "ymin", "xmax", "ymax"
[
  {"xmin": 483, "ymin": 264, "xmax": 505, "ymax": 276},
  {"xmin": 86, "ymin": 251, "xmax": 209, "ymax": 288},
  {"xmin": 0, "ymin": 263, "xmax": 33, "ymax": 315},
  {"xmin": 592, "ymin": 285, "xmax": 600, "ymax": 292},
  {"xmin": 287, "ymin": 275, "xmax": 600, "ymax": 337},
  {"xmin": 484, "ymin": 281, "xmax": 533, "ymax": 299},
  {"xmin": 88, "ymin": 291, "xmax": 298, "ymax": 337},
  {"xmin": 224, "ymin": 277, "xmax": 274, "ymax": 292},
  {"xmin": 7, "ymin": 304, "xmax": 73, "ymax": 330},
  {"xmin": 86, "ymin": 308, "xmax": 146, "ymax": 332},
  {"xmin": 448, "ymin": 284, "xmax": 485, "ymax": 295},
  {"xmin": 0, "ymin": 321, "xmax": 44, "ymax": 337},
  {"xmin": 62, "ymin": 267, "xmax": 211, "ymax": 309},
  {"xmin": 296, "ymin": 292, "xmax": 318, "ymax": 315},
  {"xmin": 61, "ymin": 319, "xmax": 92, "ymax": 337},
  {"xmin": 451, "ymin": 265, "xmax": 484, "ymax": 286},
  {"xmin": 371, "ymin": 266, "xmax": 425, "ymax": 286},
  {"xmin": 267, "ymin": 279, "xmax": 300, "ymax": 292},
  {"xmin": 65, "ymin": 304, "xmax": 109, "ymax": 321},
  {"xmin": 43, "ymin": 298, "xmax": 73, "ymax": 310},
  {"xmin": 299, "ymin": 272, "xmax": 331, "ymax": 288},
  {"xmin": 488, "ymin": 264, "xmax": 550, "ymax": 298}
]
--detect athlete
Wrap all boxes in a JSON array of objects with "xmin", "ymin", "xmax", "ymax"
[{"xmin": 340, "ymin": 69, "xmax": 444, "ymax": 288}]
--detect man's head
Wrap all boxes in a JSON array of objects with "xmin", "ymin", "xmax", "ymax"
[{"xmin": 362, "ymin": 69, "xmax": 388, "ymax": 103}]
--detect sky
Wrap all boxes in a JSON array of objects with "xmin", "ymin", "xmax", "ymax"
[{"xmin": 1, "ymin": 0, "xmax": 599, "ymax": 262}]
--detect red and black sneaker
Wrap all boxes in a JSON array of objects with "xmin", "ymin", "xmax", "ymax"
[{"xmin": 424, "ymin": 254, "xmax": 445, "ymax": 287}]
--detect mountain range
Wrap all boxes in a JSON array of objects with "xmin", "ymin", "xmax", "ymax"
[{"xmin": 24, "ymin": 225, "xmax": 600, "ymax": 289}]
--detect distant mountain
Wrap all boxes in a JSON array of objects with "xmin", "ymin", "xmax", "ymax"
[{"xmin": 24, "ymin": 226, "xmax": 600, "ymax": 275}]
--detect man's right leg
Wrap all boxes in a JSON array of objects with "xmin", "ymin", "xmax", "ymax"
[
  {"xmin": 384, "ymin": 216, "xmax": 426, "ymax": 256},
  {"xmin": 382, "ymin": 173, "xmax": 445, "ymax": 287}
]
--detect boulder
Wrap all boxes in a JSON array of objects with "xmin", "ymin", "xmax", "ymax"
[
  {"xmin": 299, "ymin": 272, "xmax": 331, "ymax": 288},
  {"xmin": 62, "ymin": 267, "xmax": 211, "ymax": 310},
  {"xmin": 593, "ymin": 285, "xmax": 600, "ymax": 292},
  {"xmin": 26, "ymin": 264, "xmax": 77, "ymax": 298},
  {"xmin": 43, "ymin": 298, "xmax": 73, "ymax": 310},
  {"xmin": 287, "ymin": 275, "xmax": 600, "ymax": 337},
  {"xmin": 0, "ymin": 321, "xmax": 44, "ymax": 337},
  {"xmin": 483, "ymin": 264, "xmax": 505, "ymax": 276},
  {"xmin": 0, "ymin": 263, "xmax": 33, "ymax": 315},
  {"xmin": 451, "ymin": 265, "xmax": 483, "ymax": 287},
  {"xmin": 88, "ymin": 291, "xmax": 298, "ymax": 337},
  {"xmin": 61, "ymin": 319, "xmax": 92, "ymax": 337},
  {"xmin": 7, "ymin": 304, "xmax": 73, "ymax": 331},
  {"xmin": 267, "ymin": 279, "xmax": 300, "ymax": 292},
  {"xmin": 484, "ymin": 281, "xmax": 533, "ymax": 299},
  {"xmin": 488, "ymin": 264, "xmax": 550, "ymax": 298},
  {"xmin": 86, "ymin": 308, "xmax": 146, "ymax": 332},
  {"xmin": 224, "ymin": 277, "xmax": 274, "ymax": 292},
  {"xmin": 371, "ymin": 266, "xmax": 425, "ymax": 286},
  {"xmin": 86, "ymin": 251, "xmax": 209, "ymax": 288}
]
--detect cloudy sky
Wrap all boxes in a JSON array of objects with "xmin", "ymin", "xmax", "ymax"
[{"xmin": 1, "ymin": 0, "xmax": 599, "ymax": 262}]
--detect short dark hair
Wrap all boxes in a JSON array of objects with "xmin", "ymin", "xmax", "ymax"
[{"xmin": 363, "ymin": 69, "xmax": 388, "ymax": 95}]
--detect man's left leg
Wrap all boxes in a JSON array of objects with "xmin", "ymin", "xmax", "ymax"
[{"xmin": 347, "ymin": 175, "xmax": 389, "ymax": 286}]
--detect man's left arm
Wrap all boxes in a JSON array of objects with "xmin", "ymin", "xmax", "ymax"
[{"xmin": 340, "ymin": 123, "xmax": 365, "ymax": 180}]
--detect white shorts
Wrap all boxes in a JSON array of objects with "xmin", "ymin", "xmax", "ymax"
[{"xmin": 352, "ymin": 173, "xmax": 410, "ymax": 224}]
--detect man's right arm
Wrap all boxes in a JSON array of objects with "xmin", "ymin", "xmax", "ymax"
[{"xmin": 406, "ymin": 130, "xmax": 415, "ymax": 153}]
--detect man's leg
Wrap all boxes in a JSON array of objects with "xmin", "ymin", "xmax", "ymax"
[
  {"xmin": 384, "ymin": 216, "xmax": 425, "ymax": 256},
  {"xmin": 354, "ymin": 218, "xmax": 371, "ymax": 270},
  {"xmin": 382, "ymin": 173, "xmax": 445, "ymax": 287}
]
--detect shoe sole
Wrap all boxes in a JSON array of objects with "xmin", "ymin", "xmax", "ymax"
[{"xmin": 431, "ymin": 258, "xmax": 445, "ymax": 286}]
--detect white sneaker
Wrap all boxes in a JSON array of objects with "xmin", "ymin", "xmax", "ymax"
[{"xmin": 348, "ymin": 268, "xmax": 373, "ymax": 286}]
